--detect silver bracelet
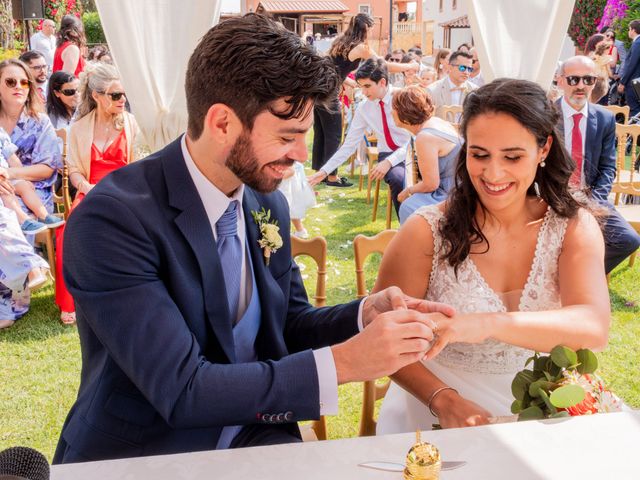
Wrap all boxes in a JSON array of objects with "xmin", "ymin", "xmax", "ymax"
[{"xmin": 427, "ymin": 386, "xmax": 458, "ymax": 417}]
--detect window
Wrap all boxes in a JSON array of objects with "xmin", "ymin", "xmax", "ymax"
[{"xmin": 359, "ymin": 4, "xmax": 372, "ymax": 15}]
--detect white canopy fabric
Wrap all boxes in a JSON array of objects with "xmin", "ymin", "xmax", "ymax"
[
  {"xmin": 465, "ymin": 0, "xmax": 575, "ymax": 90},
  {"xmin": 94, "ymin": 0, "xmax": 220, "ymax": 150}
]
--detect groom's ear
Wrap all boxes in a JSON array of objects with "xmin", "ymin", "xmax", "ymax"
[{"xmin": 203, "ymin": 103, "xmax": 243, "ymax": 146}]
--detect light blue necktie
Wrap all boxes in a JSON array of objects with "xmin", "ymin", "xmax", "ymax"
[{"xmin": 216, "ymin": 201, "xmax": 242, "ymax": 323}]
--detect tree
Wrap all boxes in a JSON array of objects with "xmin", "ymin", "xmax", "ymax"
[
  {"xmin": 568, "ymin": 0, "xmax": 608, "ymax": 50},
  {"xmin": 0, "ymin": 0, "xmax": 14, "ymax": 49}
]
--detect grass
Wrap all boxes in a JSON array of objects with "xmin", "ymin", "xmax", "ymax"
[{"xmin": 1, "ymin": 140, "xmax": 639, "ymax": 460}]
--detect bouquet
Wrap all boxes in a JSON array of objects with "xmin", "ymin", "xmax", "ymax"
[{"xmin": 510, "ymin": 345, "xmax": 622, "ymax": 420}]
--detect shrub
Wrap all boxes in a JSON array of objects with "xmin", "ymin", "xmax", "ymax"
[
  {"xmin": 568, "ymin": 0, "xmax": 608, "ymax": 50},
  {"xmin": 0, "ymin": 48, "xmax": 22, "ymax": 61},
  {"xmin": 82, "ymin": 11, "xmax": 106, "ymax": 45}
]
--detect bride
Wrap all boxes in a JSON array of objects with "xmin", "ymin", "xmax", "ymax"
[{"xmin": 375, "ymin": 78, "xmax": 611, "ymax": 433}]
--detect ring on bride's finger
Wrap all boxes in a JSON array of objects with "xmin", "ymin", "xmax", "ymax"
[{"xmin": 432, "ymin": 320, "xmax": 439, "ymax": 336}]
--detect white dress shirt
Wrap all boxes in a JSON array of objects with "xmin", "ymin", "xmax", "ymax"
[
  {"xmin": 30, "ymin": 31, "xmax": 56, "ymax": 69},
  {"xmin": 447, "ymin": 77, "xmax": 464, "ymax": 105},
  {"xmin": 320, "ymin": 88, "xmax": 410, "ymax": 175},
  {"xmin": 561, "ymin": 97, "xmax": 588, "ymax": 185},
  {"xmin": 181, "ymin": 135, "xmax": 353, "ymax": 415}
]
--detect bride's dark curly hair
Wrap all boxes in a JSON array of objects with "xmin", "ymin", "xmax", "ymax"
[{"xmin": 440, "ymin": 78, "xmax": 589, "ymax": 273}]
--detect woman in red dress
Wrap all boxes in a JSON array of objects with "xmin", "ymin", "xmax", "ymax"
[
  {"xmin": 53, "ymin": 15, "xmax": 86, "ymax": 77},
  {"xmin": 55, "ymin": 62, "xmax": 140, "ymax": 324}
]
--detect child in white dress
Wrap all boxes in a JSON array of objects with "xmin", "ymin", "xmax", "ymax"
[{"xmin": 278, "ymin": 162, "xmax": 316, "ymax": 238}]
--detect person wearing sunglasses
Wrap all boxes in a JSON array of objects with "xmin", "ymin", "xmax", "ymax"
[
  {"xmin": 46, "ymin": 71, "xmax": 79, "ymax": 130},
  {"xmin": 0, "ymin": 59, "xmax": 61, "ymax": 216},
  {"xmin": 427, "ymin": 50, "xmax": 478, "ymax": 120},
  {"xmin": 556, "ymin": 55, "xmax": 640, "ymax": 274},
  {"xmin": 55, "ymin": 62, "xmax": 140, "ymax": 325}
]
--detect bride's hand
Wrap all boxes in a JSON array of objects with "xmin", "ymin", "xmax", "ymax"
[
  {"xmin": 431, "ymin": 389, "xmax": 491, "ymax": 428},
  {"xmin": 423, "ymin": 312, "xmax": 493, "ymax": 360}
]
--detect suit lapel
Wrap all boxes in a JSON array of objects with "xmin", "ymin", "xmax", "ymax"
[
  {"xmin": 163, "ymin": 138, "xmax": 236, "ymax": 362},
  {"xmin": 242, "ymin": 189, "xmax": 286, "ymax": 355}
]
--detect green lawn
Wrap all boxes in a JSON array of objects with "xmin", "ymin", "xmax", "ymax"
[{"xmin": 1, "ymin": 157, "xmax": 639, "ymax": 461}]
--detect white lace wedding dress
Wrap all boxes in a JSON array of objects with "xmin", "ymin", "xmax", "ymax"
[{"xmin": 376, "ymin": 204, "xmax": 569, "ymax": 434}]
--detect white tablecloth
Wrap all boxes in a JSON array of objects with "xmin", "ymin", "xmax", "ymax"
[{"xmin": 51, "ymin": 411, "xmax": 640, "ymax": 479}]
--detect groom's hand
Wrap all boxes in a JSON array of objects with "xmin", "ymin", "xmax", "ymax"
[
  {"xmin": 331, "ymin": 308, "xmax": 436, "ymax": 384},
  {"xmin": 361, "ymin": 286, "xmax": 456, "ymax": 328}
]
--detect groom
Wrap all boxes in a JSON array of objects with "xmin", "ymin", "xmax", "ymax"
[{"xmin": 53, "ymin": 14, "xmax": 449, "ymax": 463}]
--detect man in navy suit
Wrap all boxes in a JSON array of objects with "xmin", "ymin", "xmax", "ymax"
[
  {"xmin": 619, "ymin": 20, "xmax": 640, "ymax": 116},
  {"xmin": 558, "ymin": 56, "xmax": 640, "ymax": 273},
  {"xmin": 53, "ymin": 14, "xmax": 450, "ymax": 463}
]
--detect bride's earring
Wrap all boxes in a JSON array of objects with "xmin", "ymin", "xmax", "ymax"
[
  {"xmin": 539, "ymin": 157, "xmax": 546, "ymax": 168},
  {"xmin": 534, "ymin": 181, "xmax": 541, "ymax": 197}
]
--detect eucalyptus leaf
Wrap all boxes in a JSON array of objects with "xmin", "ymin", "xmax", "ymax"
[
  {"xmin": 550, "ymin": 411, "xmax": 570, "ymax": 418},
  {"xmin": 550, "ymin": 384, "xmax": 585, "ymax": 408},
  {"xmin": 518, "ymin": 406, "xmax": 544, "ymax": 421},
  {"xmin": 511, "ymin": 370, "xmax": 536, "ymax": 401},
  {"xmin": 534, "ymin": 355, "xmax": 549, "ymax": 372},
  {"xmin": 511, "ymin": 400, "xmax": 522, "ymax": 414},
  {"xmin": 550, "ymin": 346, "xmax": 578, "ymax": 369},
  {"xmin": 528, "ymin": 380, "xmax": 554, "ymax": 398},
  {"xmin": 538, "ymin": 389, "xmax": 557, "ymax": 414},
  {"xmin": 525, "ymin": 355, "xmax": 535, "ymax": 367},
  {"xmin": 576, "ymin": 349, "xmax": 598, "ymax": 375}
]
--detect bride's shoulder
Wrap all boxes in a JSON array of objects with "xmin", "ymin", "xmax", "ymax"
[
  {"xmin": 412, "ymin": 203, "xmax": 445, "ymax": 224},
  {"xmin": 560, "ymin": 207, "xmax": 604, "ymax": 250}
]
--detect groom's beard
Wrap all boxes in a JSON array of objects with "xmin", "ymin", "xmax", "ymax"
[{"xmin": 225, "ymin": 131, "xmax": 293, "ymax": 193}]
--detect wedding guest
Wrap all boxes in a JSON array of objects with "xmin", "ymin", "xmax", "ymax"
[
  {"xmin": 46, "ymin": 71, "xmax": 79, "ymax": 130},
  {"xmin": 375, "ymin": 78, "xmax": 611, "ymax": 434},
  {"xmin": 30, "ymin": 19, "xmax": 56, "ymax": 72},
  {"xmin": 19, "ymin": 51, "xmax": 49, "ymax": 102},
  {"xmin": 0, "ymin": 201, "xmax": 49, "ymax": 330},
  {"xmin": 419, "ymin": 66, "xmax": 437, "ymax": 87},
  {"xmin": 0, "ymin": 59, "xmax": 61, "ymax": 212},
  {"xmin": 433, "ymin": 48, "xmax": 451, "ymax": 80},
  {"xmin": 469, "ymin": 48, "xmax": 485, "ymax": 87},
  {"xmin": 54, "ymin": 62, "xmax": 140, "ymax": 325},
  {"xmin": 88, "ymin": 45, "xmax": 112, "ymax": 64},
  {"xmin": 457, "ymin": 42, "xmax": 472, "ymax": 53},
  {"xmin": 427, "ymin": 51, "xmax": 478, "ymax": 119},
  {"xmin": 556, "ymin": 56, "xmax": 640, "ymax": 273},
  {"xmin": 619, "ymin": 20, "xmax": 640, "ymax": 116},
  {"xmin": 312, "ymin": 14, "xmax": 416, "ymax": 188},
  {"xmin": 53, "ymin": 15, "xmax": 86, "ymax": 77},
  {"xmin": 308, "ymin": 59, "xmax": 410, "ymax": 214},
  {"xmin": 392, "ymin": 86, "xmax": 460, "ymax": 223}
]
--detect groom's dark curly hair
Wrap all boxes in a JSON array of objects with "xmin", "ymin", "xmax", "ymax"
[{"xmin": 185, "ymin": 13, "xmax": 340, "ymax": 139}]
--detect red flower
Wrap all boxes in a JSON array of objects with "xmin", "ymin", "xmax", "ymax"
[{"xmin": 559, "ymin": 391, "xmax": 598, "ymax": 416}]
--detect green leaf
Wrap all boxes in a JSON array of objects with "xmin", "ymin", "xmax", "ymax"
[
  {"xmin": 525, "ymin": 355, "xmax": 535, "ymax": 368},
  {"xmin": 528, "ymin": 379, "xmax": 554, "ymax": 398},
  {"xmin": 510, "ymin": 400, "xmax": 523, "ymax": 414},
  {"xmin": 550, "ymin": 411, "xmax": 570, "ymax": 419},
  {"xmin": 549, "ymin": 384, "xmax": 585, "ymax": 408},
  {"xmin": 538, "ymin": 389, "xmax": 557, "ymax": 414},
  {"xmin": 543, "ymin": 371, "xmax": 553, "ymax": 382},
  {"xmin": 533, "ymin": 355, "xmax": 549, "ymax": 372},
  {"xmin": 518, "ymin": 406, "xmax": 545, "ymax": 421},
  {"xmin": 576, "ymin": 349, "xmax": 598, "ymax": 375},
  {"xmin": 511, "ymin": 370, "xmax": 536, "ymax": 401},
  {"xmin": 550, "ymin": 346, "xmax": 578, "ymax": 369}
]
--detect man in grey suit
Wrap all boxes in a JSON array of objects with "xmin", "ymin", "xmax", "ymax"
[{"xmin": 427, "ymin": 50, "xmax": 478, "ymax": 119}]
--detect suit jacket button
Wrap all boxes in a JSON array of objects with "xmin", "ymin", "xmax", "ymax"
[
  {"xmin": 262, "ymin": 414, "xmax": 271, "ymax": 423},
  {"xmin": 275, "ymin": 413, "xmax": 284, "ymax": 423},
  {"xmin": 284, "ymin": 411, "xmax": 293, "ymax": 421}
]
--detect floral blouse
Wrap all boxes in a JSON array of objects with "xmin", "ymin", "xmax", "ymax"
[{"xmin": 9, "ymin": 112, "xmax": 61, "ymax": 210}]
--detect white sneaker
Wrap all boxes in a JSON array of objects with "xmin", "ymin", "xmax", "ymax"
[{"xmin": 293, "ymin": 229, "xmax": 309, "ymax": 239}]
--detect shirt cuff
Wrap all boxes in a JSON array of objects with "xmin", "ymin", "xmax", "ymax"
[
  {"xmin": 357, "ymin": 297, "xmax": 366, "ymax": 332},
  {"xmin": 312, "ymin": 347, "xmax": 339, "ymax": 416}
]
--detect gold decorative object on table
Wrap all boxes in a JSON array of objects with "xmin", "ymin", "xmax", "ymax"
[{"xmin": 404, "ymin": 430, "xmax": 442, "ymax": 480}]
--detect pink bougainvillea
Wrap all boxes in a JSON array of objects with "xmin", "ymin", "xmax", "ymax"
[{"xmin": 598, "ymin": 0, "xmax": 629, "ymax": 29}]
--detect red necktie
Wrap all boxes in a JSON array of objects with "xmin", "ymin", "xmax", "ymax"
[
  {"xmin": 379, "ymin": 100, "xmax": 399, "ymax": 151},
  {"xmin": 37, "ymin": 87, "xmax": 45, "ymax": 103},
  {"xmin": 570, "ymin": 113, "xmax": 583, "ymax": 187}
]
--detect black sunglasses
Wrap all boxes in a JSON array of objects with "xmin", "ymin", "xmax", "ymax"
[
  {"xmin": 59, "ymin": 88, "xmax": 78, "ymax": 96},
  {"xmin": 564, "ymin": 75, "xmax": 597, "ymax": 86},
  {"xmin": 99, "ymin": 91, "xmax": 126, "ymax": 101},
  {"xmin": 4, "ymin": 77, "xmax": 30, "ymax": 89},
  {"xmin": 388, "ymin": 58, "xmax": 401, "ymax": 63}
]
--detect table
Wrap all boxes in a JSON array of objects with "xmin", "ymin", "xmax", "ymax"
[{"xmin": 51, "ymin": 411, "xmax": 640, "ymax": 479}]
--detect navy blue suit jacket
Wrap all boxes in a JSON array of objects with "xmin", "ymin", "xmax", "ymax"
[
  {"xmin": 556, "ymin": 100, "xmax": 617, "ymax": 203},
  {"xmin": 621, "ymin": 37, "xmax": 640, "ymax": 87},
  {"xmin": 53, "ymin": 137, "xmax": 360, "ymax": 463}
]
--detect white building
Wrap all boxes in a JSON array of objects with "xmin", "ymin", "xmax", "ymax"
[{"xmin": 422, "ymin": 0, "xmax": 472, "ymax": 50}]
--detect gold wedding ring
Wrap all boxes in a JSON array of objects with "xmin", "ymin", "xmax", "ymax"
[{"xmin": 432, "ymin": 320, "xmax": 439, "ymax": 336}]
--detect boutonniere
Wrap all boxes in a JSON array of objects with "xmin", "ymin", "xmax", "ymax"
[{"xmin": 251, "ymin": 207, "xmax": 283, "ymax": 266}]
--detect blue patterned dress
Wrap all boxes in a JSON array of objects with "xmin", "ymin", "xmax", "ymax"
[
  {"xmin": 9, "ymin": 112, "xmax": 61, "ymax": 212},
  {"xmin": 0, "ymin": 204, "xmax": 49, "ymax": 321}
]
